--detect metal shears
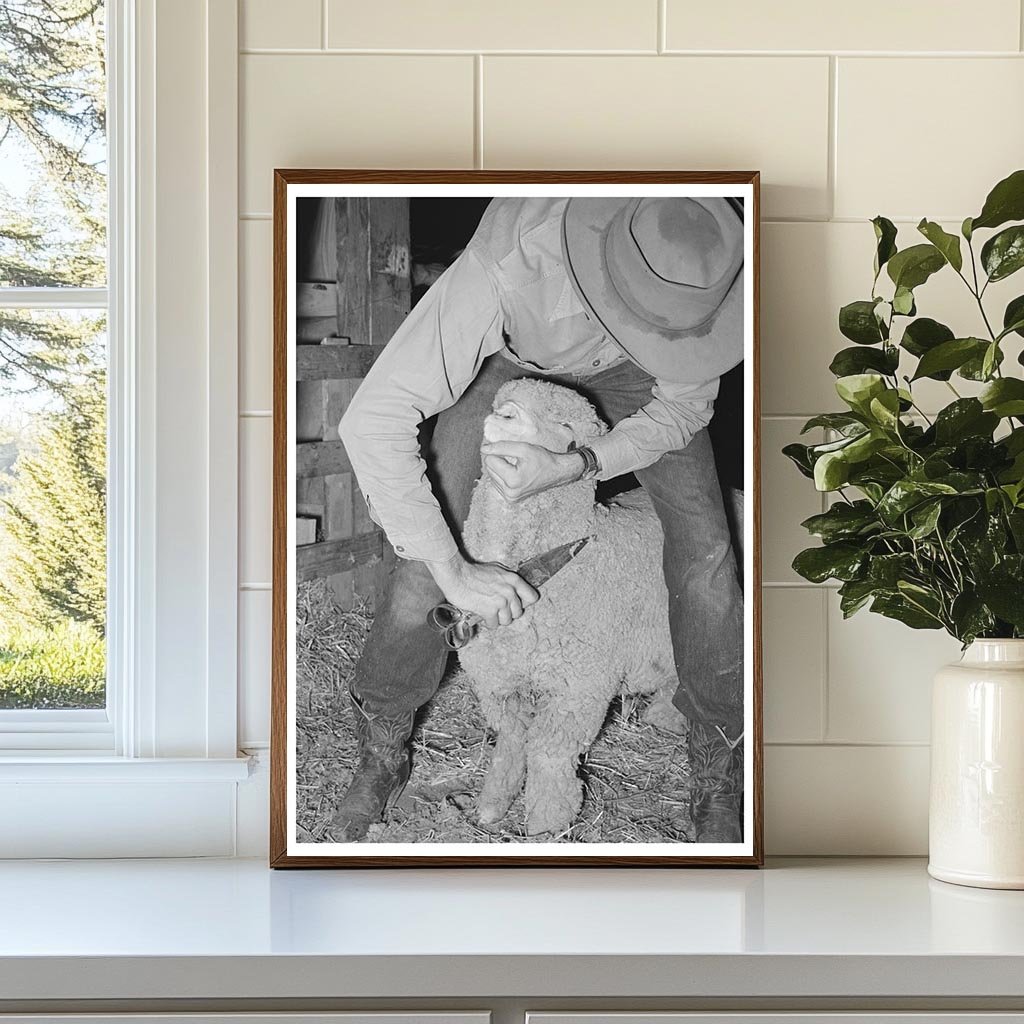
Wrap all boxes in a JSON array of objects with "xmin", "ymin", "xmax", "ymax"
[{"xmin": 427, "ymin": 536, "xmax": 591, "ymax": 651}]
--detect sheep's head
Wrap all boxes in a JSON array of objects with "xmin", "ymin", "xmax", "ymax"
[{"xmin": 483, "ymin": 379, "xmax": 607, "ymax": 453}]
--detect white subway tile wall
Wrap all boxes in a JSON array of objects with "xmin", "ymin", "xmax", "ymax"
[
  {"xmin": 236, "ymin": 0, "xmax": 1024, "ymax": 852},
  {"xmin": 483, "ymin": 56, "xmax": 831, "ymax": 219}
]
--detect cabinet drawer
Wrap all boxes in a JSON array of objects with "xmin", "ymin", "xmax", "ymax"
[{"xmin": 528, "ymin": 1016, "xmax": 1024, "ymax": 1024}]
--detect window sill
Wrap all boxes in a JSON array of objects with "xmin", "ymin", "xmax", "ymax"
[
  {"xmin": 0, "ymin": 755, "xmax": 254, "ymax": 857},
  {"xmin": 0, "ymin": 754, "xmax": 252, "ymax": 782}
]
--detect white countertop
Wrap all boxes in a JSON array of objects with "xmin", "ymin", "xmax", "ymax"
[{"xmin": 1, "ymin": 857, "xmax": 1023, "ymax": 1002}]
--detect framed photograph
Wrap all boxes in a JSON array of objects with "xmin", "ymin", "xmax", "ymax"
[{"xmin": 271, "ymin": 171, "xmax": 762, "ymax": 867}]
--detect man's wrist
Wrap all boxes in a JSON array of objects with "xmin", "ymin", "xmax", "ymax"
[
  {"xmin": 426, "ymin": 550, "xmax": 466, "ymax": 587},
  {"xmin": 572, "ymin": 444, "xmax": 601, "ymax": 480}
]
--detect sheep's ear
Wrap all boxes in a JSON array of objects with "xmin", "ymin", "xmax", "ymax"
[{"xmin": 492, "ymin": 400, "xmax": 522, "ymax": 419}]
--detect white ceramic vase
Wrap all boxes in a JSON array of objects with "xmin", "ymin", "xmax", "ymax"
[{"xmin": 929, "ymin": 639, "xmax": 1024, "ymax": 889}]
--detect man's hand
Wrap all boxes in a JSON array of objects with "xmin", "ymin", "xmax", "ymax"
[
  {"xmin": 481, "ymin": 442, "xmax": 582, "ymax": 503},
  {"xmin": 427, "ymin": 552, "xmax": 539, "ymax": 629}
]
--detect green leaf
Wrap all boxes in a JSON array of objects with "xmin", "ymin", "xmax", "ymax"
[
  {"xmin": 981, "ymin": 225, "xmax": 1024, "ymax": 282},
  {"xmin": 868, "ymin": 552, "xmax": 916, "ymax": 587},
  {"xmin": 835, "ymin": 373, "xmax": 887, "ymax": 413},
  {"xmin": 839, "ymin": 299, "xmax": 887, "ymax": 345},
  {"xmin": 811, "ymin": 432, "xmax": 884, "ymax": 491},
  {"xmin": 962, "ymin": 216, "xmax": 974, "ymax": 241},
  {"xmin": 847, "ymin": 431, "xmax": 888, "ymax": 463},
  {"xmin": 800, "ymin": 412, "xmax": 865, "ymax": 435},
  {"xmin": 829, "ymin": 345, "xmax": 899, "ymax": 378},
  {"xmin": 917, "ymin": 219, "xmax": 963, "ymax": 272},
  {"xmin": 908, "ymin": 500, "xmax": 942, "ymax": 540},
  {"xmin": 871, "ymin": 593, "xmax": 943, "ymax": 630},
  {"xmin": 887, "ymin": 244, "xmax": 946, "ymax": 291},
  {"xmin": 792, "ymin": 542, "xmax": 866, "ymax": 584},
  {"xmin": 872, "ymin": 216, "xmax": 898, "ymax": 276},
  {"xmin": 782, "ymin": 442, "xmax": 815, "ymax": 479},
  {"xmin": 971, "ymin": 169, "xmax": 1024, "ymax": 232},
  {"xmin": 838, "ymin": 578, "xmax": 881, "ymax": 618},
  {"xmin": 877, "ymin": 479, "xmax": 958, "ymax": 523},
  {"xmin": 950, "ymin": 592, "xmax": 995, "ymax": 644},
  {"xmin": 900, "ymin": 317, "xmax": 954, "ymax": 358},
  {"xmin": 1003, "ymin": 295, "xmax": 1024, "ymax": 339},
  {"xmin": 982, "ymin": 341, "xmax": 1000, "ymax": 381},
  {"xmin": 868, "ymin": 389, "xmax": 902, "ymax": 430},
  {"xmin": 814, "ymin": 450, "xmax": 851, "ymax": 491},
  {"xmin": 892, "ymin": 286, "xmax": 916, "ymax": 316},
  {"xmin": 911, "ymin": 337, "xmax": 987, "ymax": 381},
  {"xmin": 976, "ymin": 580, "xmax": 1024, "ymax": 629},
  {"xmin": 980, "ymin": 378, "xmax": 1024, "ymax": 418},
  {"xmin": 800, "ymin": 501, "xmax": 879, "ymax": 543},
  {"xmin": 933, "ymin": 399, "xmax": 999, "ymax": 444},
  {"xmin": 959, "ymin": 343, "xmax": 1004, "ymax": 381}
]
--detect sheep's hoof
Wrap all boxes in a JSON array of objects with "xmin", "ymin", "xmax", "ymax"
[
  {"xmin": 525, "ymin": 807, "xmax": 574, "ymax": 837},
  {"xmin": 475, "ymin": 786, "xmax": 516, "ymax": 827},
  {"xmin": 524, "ymin": 790, "xmax": 580, "ymax": 836},
  {"xmin": 476, "ymin": 801, "xmax": 508, "ymax": 826}
]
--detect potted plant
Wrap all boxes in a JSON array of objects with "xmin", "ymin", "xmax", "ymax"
[{"xmin": 785, "ymin": 169, "xmax": 1024, "ymax": 889}]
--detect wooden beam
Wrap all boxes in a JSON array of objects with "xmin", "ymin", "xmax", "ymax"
[
  {"xmin": 296, "ymin": 439, "xmax": 351, "ymax": 477},
  {"xmin": 295, "ymin": 316, "xmax": 340, "ymax": 344},
  {"xmin": 336, "ymin": 197, "xmax": 370, "ymax": 346},
  {"xmin": 368, "ymin": 198, "xmax": 411, "ymax": 347},
  {"xmin": 296, "ymin": 531, "xmax": 383, "ymax": 582},
  {"xmin": 295, "ymin": 344, "xmax": 385, "ymax": 381},
  {"xmin": 296, "ymin": 281, "xmax": 338, "ymax": 319}
]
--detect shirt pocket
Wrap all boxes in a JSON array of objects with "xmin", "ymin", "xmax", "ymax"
[{"xmin": 548, "ymin": 275, "xmax": 587, "ymax": 322}]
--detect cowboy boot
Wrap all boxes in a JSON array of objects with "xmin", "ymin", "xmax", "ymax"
[
  {"xmin": 688, "ymin": 720, "xmax": 743, "ymax": 843},
  {"xmin": 330, "ymin": 691, "xmax": 414, "ymax": 842}
]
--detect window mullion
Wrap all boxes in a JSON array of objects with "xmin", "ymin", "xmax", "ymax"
[{"xmin": 0, "ymin": 287, "xmax": 108, "ymax": 310}]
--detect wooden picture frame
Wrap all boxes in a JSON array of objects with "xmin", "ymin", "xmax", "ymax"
[{"xmin": 271, "ymin": 171, "xmax": 763, "ymax": 867}]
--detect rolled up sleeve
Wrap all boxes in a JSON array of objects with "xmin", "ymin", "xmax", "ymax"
[
  {"xmin": 588, "ymin": 375, "xmax": 719, "ymax": 480},
  {"xmin": 338, "ymin": 247, "xmax": 505, "ymax": 562}
]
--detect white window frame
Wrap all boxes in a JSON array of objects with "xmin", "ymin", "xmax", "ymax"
[
  {"xmin": 0, "ymin": 10, "xmax": 116, "ymax": 750},
  {"xmin": 0, "ymin": 0, "xmax": 249, "ymax": 857}
]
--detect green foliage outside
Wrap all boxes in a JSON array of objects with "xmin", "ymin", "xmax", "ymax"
[
  {"xmin": 0, "ymin": 619, "xmax": 104, "ymax": 709},
  {"xmin": 0, "ymin": 379, "xmax": 105, "ymax": 632},
  {"xmin": 785, "ymin": 170, "xmax": 1024, "ymax": 645},
  {"xmin": 0, "ymin": 1, "xmax": 107, "ymax": 707}
]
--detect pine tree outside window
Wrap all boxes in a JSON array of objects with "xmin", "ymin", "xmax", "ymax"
[{"xmin": 0, "ymin": 1, "xmax": 111, "ymax": 743}]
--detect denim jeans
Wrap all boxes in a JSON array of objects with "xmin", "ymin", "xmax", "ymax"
[{"xmin": 350, "ymin": 353, "xmax": 744, "ymax": 737}]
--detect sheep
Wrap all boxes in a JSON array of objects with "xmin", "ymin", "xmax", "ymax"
[{"xmin": 458, "ymin": 378, "xmax": 685, "ymax": 836}]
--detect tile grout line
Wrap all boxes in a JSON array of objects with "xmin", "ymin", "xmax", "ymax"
[
  {"xmin": 321, "ymin": 0, "xmax": 328, "ymax": 50},
  {"xmin": 1021, "ymin": 0, "xmax": 1024, "ymax": 51},
  {"xmin": 761, "ymin": 585, "xmax": 839, "ymax": 593},
  {"xmin": 657, "ymin": 0, "xmax": 666, "ymax": 53},
  {"xmin": 766, "ymin": 740, "xmax": 931, "ymax": 748},
  {"xmin": 820, "ymin": 587, "xmax": 831, "ymax": 743},
  {"xmin": 827, "ymin": 55, "xmax": 838, "ymax": 220},
  {"xmin": 237, "ymin": 47, "xmax": 1024, "ymax": 57},
  {"xmin": 819, "ymin": 424, "xmax": 832, "ymax": 742},
  {"xmin": 474, "ymin": 55, "xmax": 484, "ymax": 169}
]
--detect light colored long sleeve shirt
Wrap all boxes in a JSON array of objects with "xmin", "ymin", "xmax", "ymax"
[{"xmin": 338, "ymin": 197, "xmax": 718, "ymax": 563}]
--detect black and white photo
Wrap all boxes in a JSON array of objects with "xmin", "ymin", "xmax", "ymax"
[{"xmin": 272, "ymin": 172, "xmax": 762, "ymax": 867}]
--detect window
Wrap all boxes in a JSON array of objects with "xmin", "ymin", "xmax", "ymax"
[
  {"xmin": 0, "ymin": 0, "xmax": 246, "ymax": 859},
  {"xmin": 0, "ymin": 1, "xmax": 111, "ymax": 745}
]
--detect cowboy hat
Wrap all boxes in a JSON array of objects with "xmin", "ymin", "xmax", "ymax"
[{"xmin": 561, "ymin": 196, "xmax": 745, "ymax": 384}]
